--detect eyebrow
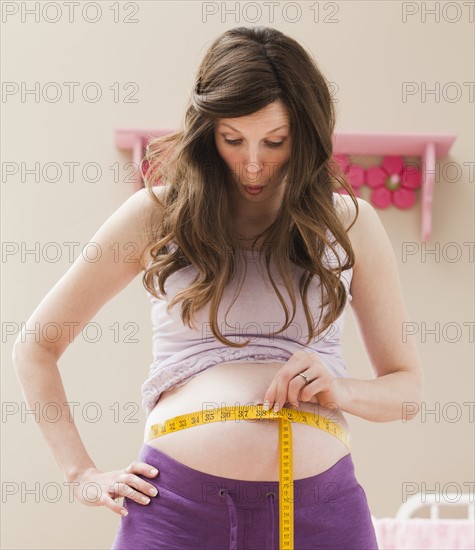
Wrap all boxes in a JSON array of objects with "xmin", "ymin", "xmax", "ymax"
[{"xmin": 219, "ymin": 123, "xmax": 289, "ymax": 135}]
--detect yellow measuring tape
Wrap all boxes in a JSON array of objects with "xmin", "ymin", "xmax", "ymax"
[{"xmin": 145, "ymin": 405, "xmax": 351, "ymax": 550}]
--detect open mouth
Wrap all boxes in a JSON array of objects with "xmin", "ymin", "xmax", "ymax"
[{"xmin": 244, "ymin": 186, "xmax": 264, "ymax": 195}]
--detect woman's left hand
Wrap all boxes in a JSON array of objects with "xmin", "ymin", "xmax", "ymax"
[{"xmin": 261, "ymin": 350, "xmax": 347, "ymax": 412}]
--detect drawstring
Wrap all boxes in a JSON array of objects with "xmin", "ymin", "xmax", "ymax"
[
  {"xmin": 220, "ymin": 488, "xmax": 276, "ymax": 550},
  {"xmin": 220, "ymin": 488, "xmax": 238, "ymax": 550},
  {"xmin": 266, "ymin": 491, "xmax": 276, "ymax": 550}
]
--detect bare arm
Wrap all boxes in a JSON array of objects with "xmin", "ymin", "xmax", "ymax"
[
  {"xmin": 12, "ymin": 186, "xmax": 163, "ymax": 482},
  {"xmin": 336, "ymin": 196, "xmax": 425, "ymax": 422}
]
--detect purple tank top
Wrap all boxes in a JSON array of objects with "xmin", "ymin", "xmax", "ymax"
[{"xmin": 140, "ymin": 230, "xmax": 353, "ymax": 415}]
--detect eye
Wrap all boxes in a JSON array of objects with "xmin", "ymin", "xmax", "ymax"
[
  {"xmin": 224, "ymin": 139, "xmax": 284, "ymax": 148},
  {"xmin": 224, "ymin": 139, "xmax": 241, "ymax": 146}
]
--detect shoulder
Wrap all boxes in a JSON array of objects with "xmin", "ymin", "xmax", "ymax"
[
  {"xmin": 333, "ymin": 193, "xmax": 424, "ymax": 383},
  {"xmin": 120, "ymin": 184, "xmax": 166, "ymax": 215},
  {"xmin": 123, "ymin": 185, "xmax": 166, "ymax": 236},
  {"xmin": 332, "ymin": 192, "xmax": 385, "ymax": 273},
  {"xmin": 128, "ymin": 185, "xmax": 167, "ymax": 271},
  {"xmin": 135, "ymin": 183, "xmax": 167, "ymax": 204}
]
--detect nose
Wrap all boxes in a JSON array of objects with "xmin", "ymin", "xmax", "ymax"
[
  {"xmin": 243, "ymin": 149, "xmax": 263, "ymax": 179},
  {"xmin": 245, "ymin": 161, "xmax": 261, "ymax": 175}
]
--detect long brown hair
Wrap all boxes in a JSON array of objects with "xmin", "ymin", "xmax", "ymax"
[{"xmin": 140, "ymin": 26, "xmax": 358, "ymax": 348}]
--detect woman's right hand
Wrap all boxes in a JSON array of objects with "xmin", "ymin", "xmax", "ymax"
[{"xmin": 69, "ymin": 461, "xmax": 160, "ymax": 516}]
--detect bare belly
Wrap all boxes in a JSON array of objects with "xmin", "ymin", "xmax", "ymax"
[{"xmin": 143, "ymin": 361, "xmax": 351, "ymax": 481}]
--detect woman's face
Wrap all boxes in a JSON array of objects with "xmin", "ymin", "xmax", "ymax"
[{"xmin": 214, "ymin": 100, "xmax": 292, "ymax": 202}]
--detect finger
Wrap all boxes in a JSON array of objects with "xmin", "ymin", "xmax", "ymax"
[
  {"xmin": 302, "ymin": 379, "xmax": 322, "ymax": 402},
  {"xmin": 121, "ymin": 462, "xmax": 160, "ymax": 503},
  {"xmin": 262, "ymin": 352, "xmax": 319, "ymax": 411},
  {"xmin": 303, "ymin": 380, "xmax": 336, "ymax": 410},
  {"xmin": 287, "ymin": 375, "xmax": 308, "ymax": 407},
  {"xmin": 116, "ymin": 470, "xmax": 160, "ymax": 501},
  {"xmin": 263, "ymin": 371, "xmax": 302, "ymax": 411},
  {"xmin": 110, "ymin": 479, "xmax": 155, "ymax": 506},
  {"xmin": 273, "ymin": 375, "xmax": 290, "ymax": 412},
  {"xmin": 273, "ymin": 353, "xmax": 319, "ymax": 411},
  {"xmin": 125, "ymin": 461, "xmax": 160, "ymax": 478},
  {"xmin": 262, "ymin": 379, "xmax": 278, "ymax": 410},
  {"xmin": 275, "ymin": 366, "xmax": 311, "ymax": 411},
  {"xmin": 100, "ymin": 492, "xmax": 130, "ymax": 517}
]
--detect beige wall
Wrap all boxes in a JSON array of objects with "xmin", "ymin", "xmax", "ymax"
[{"xmin": 3, "ymin": 2, "xmax": 473, "ymax": 548}]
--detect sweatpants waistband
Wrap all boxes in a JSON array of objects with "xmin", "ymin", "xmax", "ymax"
[{"xmin": 138, "ymin": 443, "xmax": 357, "ymax": 511}]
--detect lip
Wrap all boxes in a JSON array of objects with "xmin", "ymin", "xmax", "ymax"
[{"xmin": 244, "ymin": 185, "xmax": 264, "ymax": 195}]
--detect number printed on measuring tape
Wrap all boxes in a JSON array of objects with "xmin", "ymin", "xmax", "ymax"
[{"xmin": 146, "ymin": 405, "xmax": 351, "ymax": 550}]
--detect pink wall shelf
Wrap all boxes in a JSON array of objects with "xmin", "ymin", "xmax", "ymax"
[{"xmin": 114, "ymin": 128, "xmax": 457, "ymax": 242}]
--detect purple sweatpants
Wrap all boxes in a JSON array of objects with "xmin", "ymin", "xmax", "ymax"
[{"xmin": 111, "ymin": 443, "xmax": 379, "ymax": 550}]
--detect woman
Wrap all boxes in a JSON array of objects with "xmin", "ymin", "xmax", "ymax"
[{"xmin": 13, "ymin": 26, "xmax": 424, "ymax": 550}]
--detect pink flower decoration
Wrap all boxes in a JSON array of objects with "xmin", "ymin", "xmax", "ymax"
[
  {"xmin": 141, "ymin": 154, "xmax": 162, "ymax": 186},
  {"xmin": 366, "ymin": 155, "xmax": 421, "ymax": 209},
  {"xmin": 333, "ymin": 154, "xmax": 365, "ymax": 197}
]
